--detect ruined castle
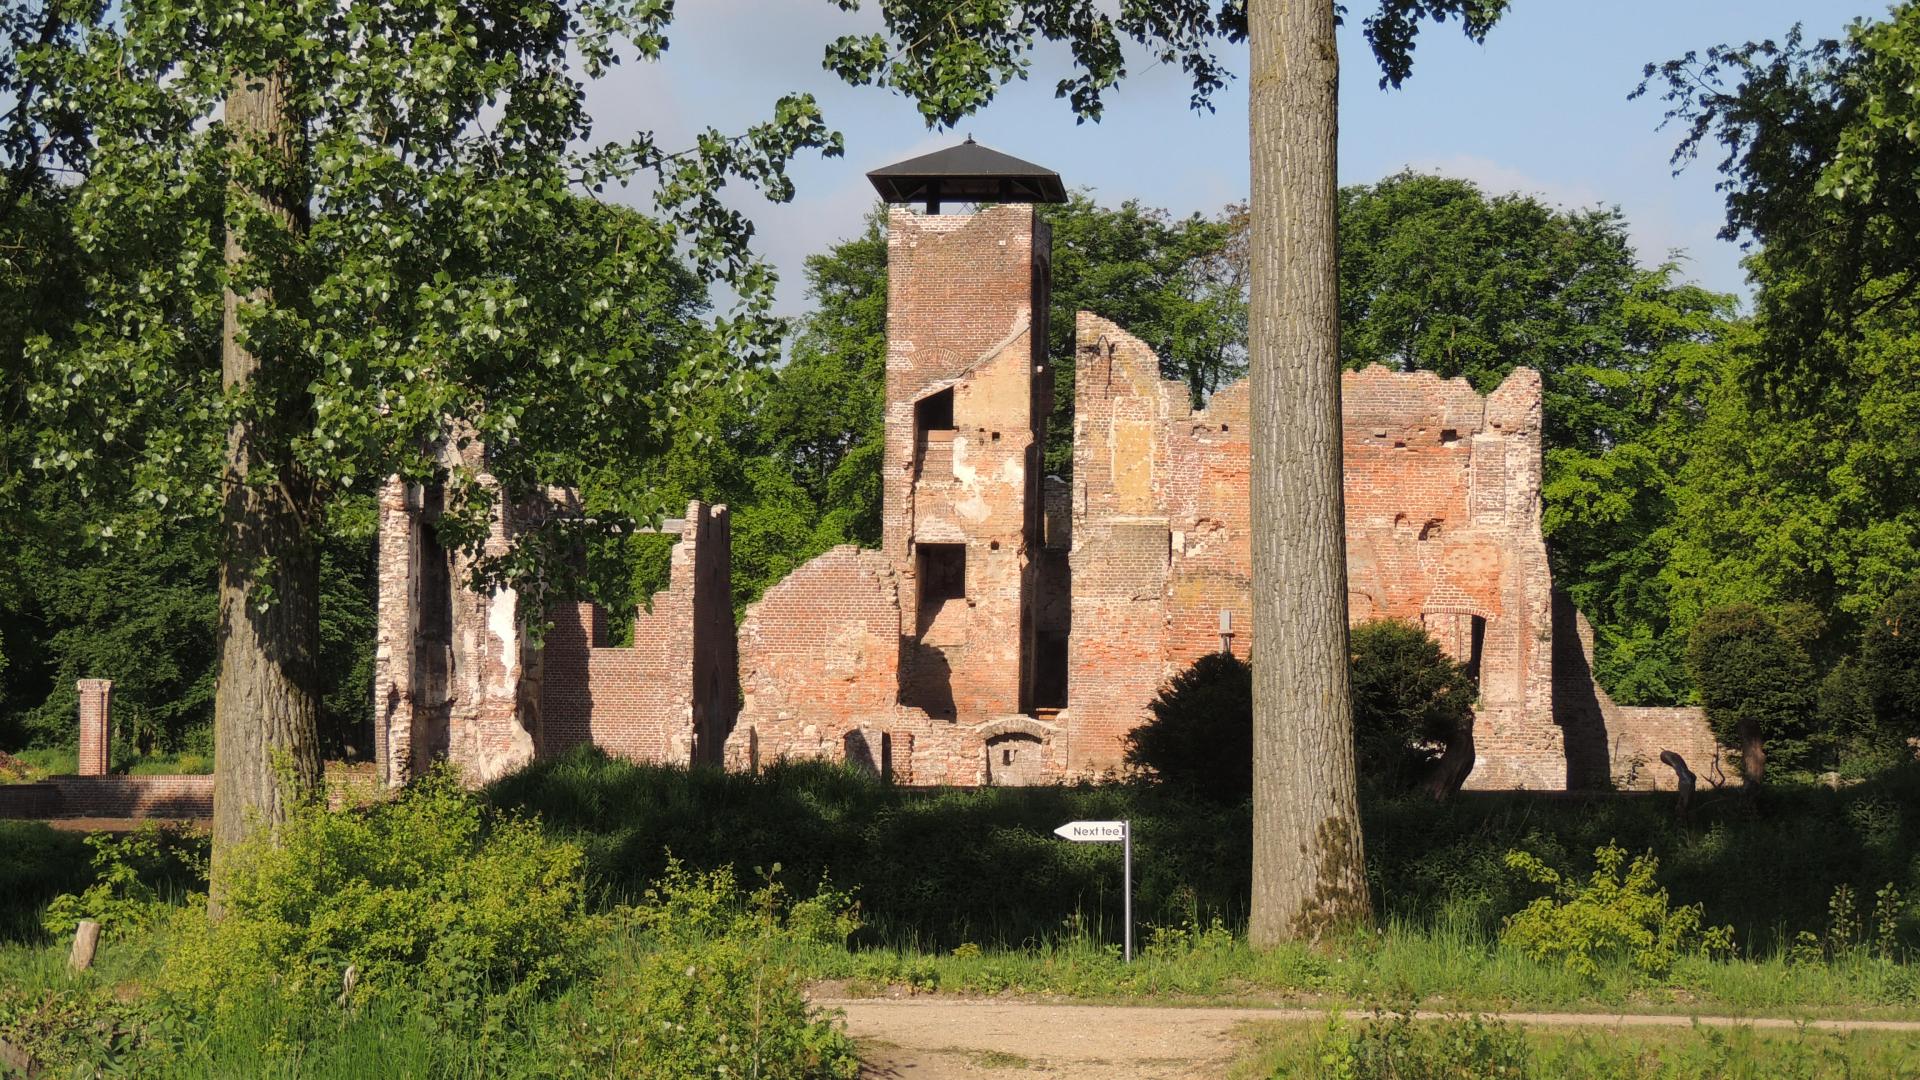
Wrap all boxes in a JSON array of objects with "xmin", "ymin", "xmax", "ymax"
[{"xmin": 373, "ymin": 142, "xmax": 1720, "ymax": 793}]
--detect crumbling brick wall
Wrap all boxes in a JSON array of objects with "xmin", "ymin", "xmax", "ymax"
[
  {"xmin": 1552, "ymin": 589, "xmax": 1728, "ymax": 790},
  {"xmin": 723, "ymin": 544, "xmax": 1040, "ymax": 784},
  {"xmin": 1067, "ymin": 315, "xmax": 1561, "ymax": 787},
  {"xmin": 538, "ymin": 502, "xmax": 736, "ymax": 767},
  {"xmin": 1342, "ymin": 365, "xmax": 1558, "ymax": 789},
  {"xmin": 373, "ymin": 441, "xmax": 534, "ymax": 787},
  {"xmin": 884, "ymin": 205, "xmax": 1055, "ymax": 725}
]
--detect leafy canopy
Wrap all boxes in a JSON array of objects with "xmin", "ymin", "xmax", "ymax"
[{"xmin": 4, "ymin": 0, "xmax": 841, "ymax": 615}]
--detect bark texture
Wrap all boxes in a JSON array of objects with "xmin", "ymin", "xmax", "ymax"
[
  {"xmin": 211, "ymin": 67, "xmax": 320, "ymax": 914},
  {"xmin": 1246, "ymin": 0, "xmax": 1372, "ymax": 946}
]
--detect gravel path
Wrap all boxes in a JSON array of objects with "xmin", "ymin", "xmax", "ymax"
[{"xmin": 820, "ymin": 997, "xmax": 1920, "ymax": 1079}]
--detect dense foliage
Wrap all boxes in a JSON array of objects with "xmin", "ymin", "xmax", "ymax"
[
  {"xmin": 1501, "ymin": 843, "xmax": 1735, "ymax": 980},
  {"xmin": 3, "ymin": 773, "xmax": 861, "ymax": 1077},
  {"xmin": 1863, "ymin": 583, "xmax": 1920, "ymax": 742},
  {"xmin": 1123, "ymin": 651, "xmax": 1253, "ymax": 802},
  {"xmin": 1348, "ymin": 619, "xmax": 1477, "ymax": 793},
  {"xmin": 164, "ymin": 768, "xmax": 594, "ymax": 1015},
  {"xmin": 1686, "ymin": 604, "xmax": 1819, "ymax": 782},
  {"xmin": 482, "ymin": 748, "xmax": 1920, "ymax": 952}
]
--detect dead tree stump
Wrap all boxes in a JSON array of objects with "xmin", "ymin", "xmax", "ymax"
[{"xmin": 1660, "ymin": 750, "xmax": 1696, "ymax": 825}]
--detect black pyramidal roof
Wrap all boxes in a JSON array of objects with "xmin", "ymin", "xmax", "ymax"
[{"xmin": 867, "ymin": 137, "xmax": 1067, "ymax": 211}]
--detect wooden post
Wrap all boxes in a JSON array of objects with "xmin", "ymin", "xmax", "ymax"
[{"xmin": 68, "ymin": 919, "xmax": 100, "ymax": 972}]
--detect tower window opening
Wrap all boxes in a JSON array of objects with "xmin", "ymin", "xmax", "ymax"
[
  {"xmin": 916, "ymin": 388, "xmax": 955, "ymax": 433},
  {"xmin": 918, "ymin": 543, "xmax": 966, "ymax": 603}
]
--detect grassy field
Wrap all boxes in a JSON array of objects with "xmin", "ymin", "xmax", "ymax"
[
  {"xmin": 3, "ymin": 751, "xmax": 1920, "ymax": 1076},
  {"xmin": 1233, "ymin": 1012, "xmax": 1920, "ymax": 1078}
]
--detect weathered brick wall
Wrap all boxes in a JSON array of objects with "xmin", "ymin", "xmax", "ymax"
[
  {"xmin": 1067, "ymin": 317, "xmax": 1562, "ymax": 787},
  {"xmin": 1066, "ymin": 317, "xmax": 1178, "ymax": 775},
  {"xmin": 0, "ymin": 775, "xmax": 215, "ymax": 820},
  {"xmin": 724, "ymin": 545, "xmax": 1030, "ymax": 784},
  {"xmin": 1552, "ymin": 589, "xmax": 1729, "ymax": 790},
  {"xmin": 1343, "ymin": 366, "xmax": 1559, "ymax": 789},
  {"xmin": 538, "ymin": 502, "xmax": 735, "ymax": 767},
  {"xmin": 76, "ymin": 679, "xmax": 111, "ymax": 776},
  {"xmin": 884, "ymin": 203, "xmax": 1053, "ymax": 727},
  {"xmin": 373, "ymin": 439, "xmax": 534, "ymax": 787}
]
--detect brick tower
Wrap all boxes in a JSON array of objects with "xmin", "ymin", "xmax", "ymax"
[{"xmin": 870, "ymin": 140, "xmax": 1068, "ymax": 778}]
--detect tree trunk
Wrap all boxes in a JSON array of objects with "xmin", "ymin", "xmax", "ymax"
[
  {"xmin": 1246, "ymin": 0, "xmax": 1372, "ymax": 947},
  {"xmin": 211, "ymin": 66, "xmax": 320, "ymax": 916},
  {"xmin": 1738, "ymin": 719, "xmax": 1766, "ymax": 786},
  {"xmin": 1659, "ymin": 750, "xmax": 1696, "ymax": 824},
  {"xmin": 1422, "ymin": 727, "xmax": 1475, "ymax": 801}
]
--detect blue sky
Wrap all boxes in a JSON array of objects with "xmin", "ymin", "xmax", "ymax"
[{"xmin": 584, "ymin": 1, "xmax": 1887, "ymax": 318}]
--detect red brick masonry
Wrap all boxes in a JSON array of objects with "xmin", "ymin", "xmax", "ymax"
[{"xmin": 374, "ymin": 203, "xmax": 1719, "ymax": 792}]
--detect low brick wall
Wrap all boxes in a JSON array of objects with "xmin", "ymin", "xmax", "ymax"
[{"xmin": 0, "ymin": 775, "xmax": 213, "ymax": 820}]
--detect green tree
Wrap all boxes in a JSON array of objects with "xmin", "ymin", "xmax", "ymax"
[
  {"xmin": 822, "ymin": 0, "xmax": 1507, "ymax": 944},
  {"xmin": 1637, "ymin": 7, "xmax": 1920, "ymax": 659},
  {"xmin": 1348, "ymin": 619, "xmax": 1477, "ymax": 798},
  {"xmin": 1124, "ymin": 652, "xmax": 1254, "ymax": 803},
  {"xmin": 1686, "ymin": 603, "xmax": 1818, "ymax": 784},
  {"xmin": 1863, "ymin": 582, "xmax": 1920, "ymax": 742},
  {"xmin": 3, "ymin": 2, "xmax": 840, "ymax": 885}
]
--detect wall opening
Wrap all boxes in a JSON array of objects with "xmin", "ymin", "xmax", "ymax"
[
  {"xmin": 413, "ymin": 482, "xmax": 455, "ymax": 763},
  {"xmin": 1466, "ymin": 614, "xmax": 1486, "ymax": 686},
  {"xmin": 1031, "ymin": 630, "xmax": 1069, "ymax": 709},
  {"xmin": 916, "ymin": 387, "xmax": 955, "ymax": 432},
  {"xmin": 917, "ymin": 543, "xmax": 966, "ymax": 606},
  {"xmin": 985, "ymin": 733, "xmax": 1044, "ymax": 786}
]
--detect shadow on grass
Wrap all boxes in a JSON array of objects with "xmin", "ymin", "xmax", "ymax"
[
  {"xmin": 0, "ymin": 822, "xmax": 91, "ymax": 943},
  {"xmin": 487, "ymin": 747, "xmax": 1920, "ymax": 956}
]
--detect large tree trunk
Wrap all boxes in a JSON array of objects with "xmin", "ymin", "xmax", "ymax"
[
  {"xmin": 211, "ymin": 66, "xmax": 320, "ymax": 915},
  {"xmin": 1246, "ymin": 0, "xmax": 1372, "ymax": 946}
]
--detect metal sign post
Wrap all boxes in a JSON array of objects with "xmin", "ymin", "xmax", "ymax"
[{"xmin": 1052, "ymin": 819, "xmax": 1133, "ymax": 963}]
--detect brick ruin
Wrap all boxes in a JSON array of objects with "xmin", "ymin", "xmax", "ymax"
[{"xmin": 373, "ymin": 200, "xmax": 1722, "ymax": 792}]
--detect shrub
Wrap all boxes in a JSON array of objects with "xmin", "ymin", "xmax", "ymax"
[
  {"xmin": 1349, "ymin": 619, "xmax": 1477, "ymax": 795},
  {"xmin": 42, "ymin": 823, "xmax": 206, "ymax": 941},
  {"xmin": 1311, "ymin": 1010, "xmax": 1532, "ymax": 1079},
  {"xmin": 1687, "ymin": 604, "xmax": 1818, "ymax": 782},
  {"xmin": 1123, "ymin": 652, "xmax": 1252, "ymax": 801},
  {"xmin": 1500, "ymin": 841, "xmax": 1734, "ymax": 980},
  {"xmin": 576, "ymin": 860, "xmax": 861, "ymax": 1079},
  {"xmin": 162, "ymin": 765, "xmax": 594, "ymax": 1016},
  {"xmin": 1864, "ymin": 582, "xmax": 1920, "ymax": 741}
]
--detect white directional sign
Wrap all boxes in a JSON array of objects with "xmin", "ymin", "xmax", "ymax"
[
  {"xmin": 1053, "ymin": 819, "xmax": 1135, "ymax": 962},
  {"xmin": 1052, "ymin": 820, "xmax": 1126, "ymax": 843}
]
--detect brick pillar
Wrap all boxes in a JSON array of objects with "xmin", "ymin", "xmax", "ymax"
[{"xmin": 76, "ymin": 679, "xmax": 112, "ymax": 776}]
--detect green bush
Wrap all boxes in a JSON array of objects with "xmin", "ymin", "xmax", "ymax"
[
  {"xmin": 162, "ymin": 766, "xmax": 594, "ymax": 1016},
  {"xmin": 1309, "ymin": 1010, "xmax": 1532, "ymax": 1078},
  {"xmin": 1501, "ymin": 842, "xmax": 1734, "ymax": 980},
  {"xmin": 1864, "ymin": 582, "xmax": 1920, "ymax": 741},
  {"xmin": 1687, "ymin": 604, "xmax": 1818, "ymax": 782},
  {"xmin": 42, "ymin": 823, "xmax": 206, "ymax": 941},
  {"xmin": 1123, "ymin": 651, "xmax": 1252, "ymax": 801},
  {"xmin": 1349, "ymin": 619, "xmax": 1477, "ymax": 794},
  {"xmin": 573, "ymin": 861, "xmax": 861, "ymax": 1079}
]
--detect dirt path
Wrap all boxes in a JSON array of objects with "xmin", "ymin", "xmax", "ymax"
[{"xmin": 819, "ymin": 997, "xmax": 1920, "ymax": 1080}]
